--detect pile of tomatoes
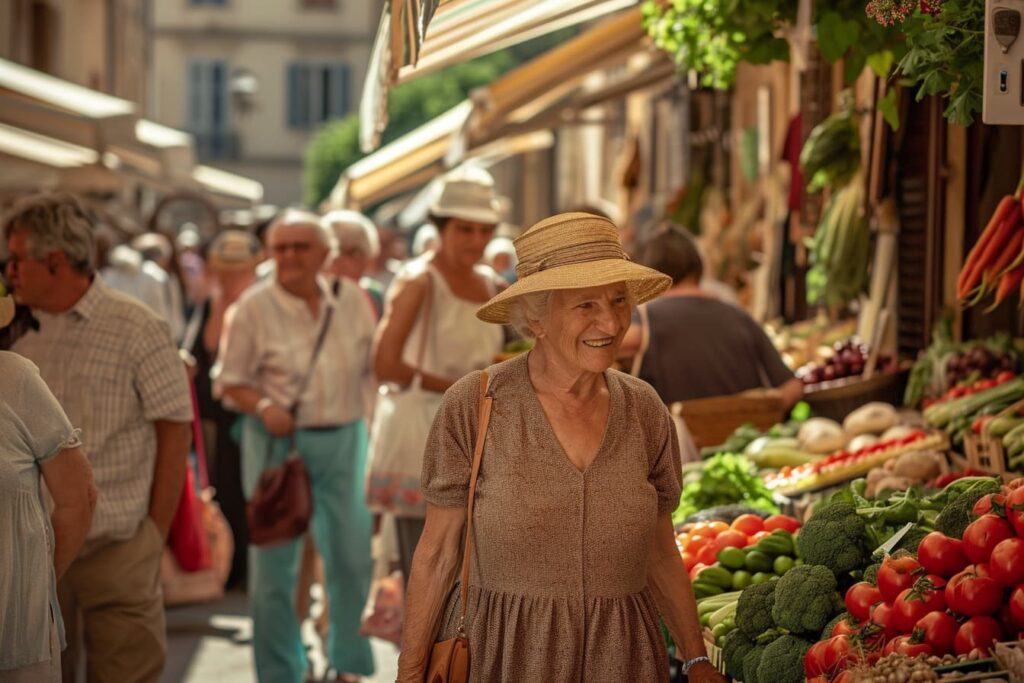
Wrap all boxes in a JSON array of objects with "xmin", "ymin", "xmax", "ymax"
[
  {"xmin": 675, "ymin": 513, "xmax": 801, "ymax": 578},
  {"xmin": 805, "ymin": 479, "xmax": 1024, "ymax": 681}
]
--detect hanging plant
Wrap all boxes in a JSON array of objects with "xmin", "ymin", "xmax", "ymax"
[{"xmin": 880, "ymin": 0, "xmax": 985, "ymax": 126}]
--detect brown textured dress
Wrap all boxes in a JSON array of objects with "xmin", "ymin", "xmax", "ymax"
[{"xmin": 422, "ymin": 352, "xmax": 683, "ymax": 682}]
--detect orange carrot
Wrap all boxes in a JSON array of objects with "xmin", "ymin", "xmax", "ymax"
[
  {"xmin": 987, "ymin": 264, "xmax": 1024, "ymax": 312},
  {"xmin": 961, "ymin": 203, "xmax": 1022, "ymax": 301},
  {"xmin": 960, "ymin": 195, "xmax": 1016, "ymax": 298},
  {"xmin": 985, "ymin": 225, "xmax": 1024, "ymax": 280}
]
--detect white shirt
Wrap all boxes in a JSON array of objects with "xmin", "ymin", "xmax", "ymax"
[
  {"xmin": 12, "ymin": 277, "xmax": 193, "ymax": 551},
  {"xmin": 217, "ymin": 277, "xmax": 376, "ymax": 427}
]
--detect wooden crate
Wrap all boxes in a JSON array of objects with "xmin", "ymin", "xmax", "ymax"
[{"xmin": 963, "ymin": 399, "xmax": 1024, "ymax": 483}]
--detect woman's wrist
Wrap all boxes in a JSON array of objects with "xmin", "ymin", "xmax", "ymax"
[{"xmin": 256, "ymin": 396, "xmax": 275, "ymax": 415}]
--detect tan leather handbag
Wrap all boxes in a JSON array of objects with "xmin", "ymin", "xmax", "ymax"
[{"xmin": 425, "ymin": 371, "xmax": 493, "ymax": 683}]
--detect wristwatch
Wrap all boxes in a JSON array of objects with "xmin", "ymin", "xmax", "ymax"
[
  {"xmin": 256, "ymin": 397, "xmax": 275, "ymax": 415},
  {"xmin": 680, "ymin": 655, "xmax": 711, "ymax": 675}
]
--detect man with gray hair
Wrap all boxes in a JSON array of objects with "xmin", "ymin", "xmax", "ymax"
[
  {"xmin": 322, "ymin": 209, "xmax": 385, "ymax": 318},
  {"xmin": 217, "ymin": 208, "xmax": 377, "ymax": 682},
  {"xmin": 3, "ymin": 192, "xmax": 193, "ymax": 683}
]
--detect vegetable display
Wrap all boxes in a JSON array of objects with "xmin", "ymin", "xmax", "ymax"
[
  {"xmin": 672, "ymin": 453, "xmax": 778, "ymax": 525},
  {"xmin": 958, "ymin": 183, "xmax": 1024, "ymax": 311}
]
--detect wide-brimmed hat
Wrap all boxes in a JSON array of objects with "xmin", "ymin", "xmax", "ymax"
[
  {"xmin": 476, "ymin": 212, "xmax": 671, "ymax": 324},
  {"xmin": 207, "ymin": 230, "xmax": 261, "ymax": 271},
  {"xmin": 429, "ymin": 165, "xmax": 501, "ymax": 225}
]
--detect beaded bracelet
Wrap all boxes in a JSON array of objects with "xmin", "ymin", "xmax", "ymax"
[{"xmin": 680, "ymin": 655, "xmax": 711, "ymax": 675}]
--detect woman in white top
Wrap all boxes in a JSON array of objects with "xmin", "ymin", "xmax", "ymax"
[
  {"xmin": 0, "ymin": 295, "xmax": 95, "ymax": 683},
  {"xmin": 370, "ymin": 166, "xmax": 506, "ymax": 580}
]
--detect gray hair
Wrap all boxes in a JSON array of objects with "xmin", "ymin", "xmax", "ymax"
[
  {"xmin": 2, "ymin": 192, "xmax": 95, "ymax": 274},
  {"xmin": 507, "ymin": 290, "xmax": 553, "ymax": 339},
  {"xmin": 321, "ymin": 210, "xmax": 379, "ymax": 259},
  {"xmin": 268, "ymin": 208, "xmax": 335, "ymax": 252}
]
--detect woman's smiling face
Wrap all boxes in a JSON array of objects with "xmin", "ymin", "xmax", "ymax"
[{"xmin": 532, "ymin": 283, "xmax": 632, "ymax": 375}]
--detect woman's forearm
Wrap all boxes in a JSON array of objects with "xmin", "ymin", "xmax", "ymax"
[
  {"xmin": 375, "ymin": 355, "xmax": 454, "ymax": 394},
  {"xmin": 396, "ymin": 528, "xmax": 463, "ymax": 680},
  {"xmin": 647, "ymin": 515, "xmax": 708, "ymax": 661},
  {"xmin": 51, "ymin": 504, "xmax": 92, "ymax": 578}
]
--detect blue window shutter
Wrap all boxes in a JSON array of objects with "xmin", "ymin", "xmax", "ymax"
[
  {"xmin": 287, "ymin": 63, "xmax": 301, "ymax": 128},
  {"xmin": 187, "ymin": 61, "xmax": 204, "ymax": 130},
  {"xmin": 335, "ymin": 64, "xmax": 351, "ymax": 116}
]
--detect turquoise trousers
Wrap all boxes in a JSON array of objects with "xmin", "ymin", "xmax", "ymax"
[{"xmin": 241, "ymin": 416, "xmax": 375, "ymax": 682}]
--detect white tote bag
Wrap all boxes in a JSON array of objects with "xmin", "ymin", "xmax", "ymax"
[{"xmin": 366, "ymin": 276, "xmax": 441, "ymax": 517}]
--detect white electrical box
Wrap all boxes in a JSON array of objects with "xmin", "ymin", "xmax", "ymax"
[{"xmin": 984, "ymin": 0, "xmax": 1024, "ymax": 125}]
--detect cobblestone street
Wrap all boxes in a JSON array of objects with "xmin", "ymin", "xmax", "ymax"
[{"xmin": 161, "ymin": 590, "xmax": 399, "ymax": 683}]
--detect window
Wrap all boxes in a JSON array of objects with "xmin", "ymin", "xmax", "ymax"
[
  {"xmin": 187, "ymin": 59, "xmax": 236, "ymax": 159},
  {"xmin": 190, "ymin": 0, "xmax": 227, "ymax": 6},
  {"xmin": 286, "ymin": 63, "xmax": 351, "ymax": 129},
  {"xmin": 300, "ymin": 0, "xmax": 337, "ymax": 7}
]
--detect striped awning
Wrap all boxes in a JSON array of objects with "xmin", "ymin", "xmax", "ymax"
[{"xmin": 360, "ymin": 0, "xmax": 638, "ymax": 152}]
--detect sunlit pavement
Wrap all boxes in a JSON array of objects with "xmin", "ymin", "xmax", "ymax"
[{"xmin": 161, "ymin": 589, "xmax": 399, "ymax": 683}]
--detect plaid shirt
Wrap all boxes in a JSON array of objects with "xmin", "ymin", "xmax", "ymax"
[{"xmin": 12, "ymin": 277, "xmax": 192, "ymax": 552}]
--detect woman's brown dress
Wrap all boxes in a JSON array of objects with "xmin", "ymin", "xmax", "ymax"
[{"xmin": 422, "ymin": 352, "xmax": 683, "ymax": 682}]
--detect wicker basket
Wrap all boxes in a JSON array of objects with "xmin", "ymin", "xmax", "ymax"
[{"xmin": 672, "ymin": 392, "xmax": 786, "ymax": 449}]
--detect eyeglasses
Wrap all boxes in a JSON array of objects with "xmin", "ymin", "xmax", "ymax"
[
  {"xmin": 270, "ymin": 241, "xmax": 315, "ymax": 255},
  {"xmin": 4, "ymin": 253, "xmax": 45, "ymax": 271}
]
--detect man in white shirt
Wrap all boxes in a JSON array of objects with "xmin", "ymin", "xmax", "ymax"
[
  {"xmin": 217, "ymin": 209, "xmax": 377, "ymax": 683},
  {"xmin": 4, "ymin": 192, "xmax": 193, "ymax": 683}
]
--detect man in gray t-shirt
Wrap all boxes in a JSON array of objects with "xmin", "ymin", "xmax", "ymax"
[{"xmin": 620, "ymin": 227, "xmax": 803, "ymax": 408}]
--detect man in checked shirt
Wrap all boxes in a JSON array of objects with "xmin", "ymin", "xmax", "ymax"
[{"xmin": 4, "ymin": 193, "xmax": 192, "ymax": 683}]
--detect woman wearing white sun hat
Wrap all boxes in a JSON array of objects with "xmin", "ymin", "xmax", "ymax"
[
  {"xmin": 396, "ymin": 212, "xmax": 725, "ymax": 683},
  {"xmin": 367, "ymin": 165, "xmax": 506, "ymax": 583},
  {"xmin": 0, "ymin": 289, "xmax": 96, "ymax": 683}
]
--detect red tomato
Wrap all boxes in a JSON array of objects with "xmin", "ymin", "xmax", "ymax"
[
  {"xmin": 990, "ymin": 537, "xmax": 1024, "ymax": 586},
  {"xmin": 918, "ymin": 532, "xmax": 970, "ymax": 578},
  {"xmin": 834, "ymin": 672, "xmax": 855, "ymax": 683},
  {"xmin": 763, "ymin": 514, "xmax": 801, "ymax": 533},
  {"xmin": 878, "ymin": 555, "xmax": 922, "ymax": 603},
  {"xmin": 708, "ymin": 521, "xmax": 730, "ymax": 535},
  {"xmin": 832, "ymin": 617, "xmax": 862, "ymax": 637},
  {"xmin": 945, "ymin": 569, "xmax": 1003, "ymax": 617},
  {"xmin": 890, "ymin": 635, "xmax": 933, "ymax": 658},
  {"xmin": 893, "ymin": 584, "xmax": 945, "ymax": 632},
  {"xmin": 915, "ymin": 611, "xmax": 959, "ymax": 655},
  {"xmin": 868, "ymin": 602, "xmax": 898, "ymax": 639},
  {"xmin": 681, "ymin": 551, "xmax": 696, "ymax": 571},
  {"xmin": 845, "ymin": 582, "xmax": 884, "ymax": 622},
  {"xmin": 1009, "ymin": 586, "xmax": 1024, "ymax": 630},
  {"xmin": 688, "ymin": 563, "xmax": 707, "ymax": 580},
  {"xmin": 712, "ymin": 530, "xmax": 749, "ymax": 552},
  {"xmin": 690, "ymin": 524, "xmax": 717, "ymax": 539},
  {"xmin": 696, "ymin": 543, "xmax": 718, "ymax": 566},
  {"xmin": 1007, "ymin": 487, "xmax": 1024, "ymax": 538},
  {"xmin": 731, "ymin": 514, "xmax": 765, "ymax": 536},
  {"xmin": 973, "ymin": 493, "xmax": 1006, "ymax": 518},
  {"xmin": 685, "ymin": 535, "xmax": 709, "ymax": 554},
  {"xmin": 954, "ymin": 616, "xmax": 1003, "ymax": 655},
  {"xmin": 962, "ymin": 515, "xmax": 1015, "ymax": 564}
]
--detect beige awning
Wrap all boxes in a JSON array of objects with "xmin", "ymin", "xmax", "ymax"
[
  {"xmin": 360, "ymin": 0, "xmax": 638, "ymax": 151},
  {"xmin": 0, "ymin": 122, "xmax": 123, "ymax": 192},
  {"xmin": 333, "ymin": 100, "xmax": 473, "ymax": 209},
  {"xmin": 193, "ymin": 165, "xmax": 265, "ymax": 206},
  {"xmin": 336, "ymin": 8, "xmax": 671, "ymax": 210}
]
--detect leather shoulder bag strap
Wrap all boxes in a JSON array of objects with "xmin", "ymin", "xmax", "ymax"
[
  {"xmin": 288, "ymin": 302, "xmax": 335, "ymax": 415},
  {"xmin": 456, "ymin": 370, "xmax": 493, "ymax": 637}
]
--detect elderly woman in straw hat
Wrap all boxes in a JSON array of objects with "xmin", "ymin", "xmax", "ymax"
[{"xmin": 396, "ymin": 213, "xmax": 725, "ymax": 682}]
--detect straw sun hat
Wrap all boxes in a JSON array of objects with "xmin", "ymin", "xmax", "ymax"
[
  {"xmin": 207, "ymin": 230, "xmax": 262, "ymax": 271},
  {"xmin": 476, "ymin": 212, "xmax": 671, "ymax": 324}
]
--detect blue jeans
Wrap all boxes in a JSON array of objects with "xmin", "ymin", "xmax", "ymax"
[{"xmin": 241, "ymin": 416, "xmax": 375, "ymax": 682}]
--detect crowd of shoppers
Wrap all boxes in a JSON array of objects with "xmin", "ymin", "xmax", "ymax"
[{"xmin": 0, "ymin": 172, "xmax": 748, "ymax": 682}]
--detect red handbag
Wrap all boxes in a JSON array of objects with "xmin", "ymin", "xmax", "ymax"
[{"xmin": 168, "ymin": 378, "xmax": 213, "ymax": 571}]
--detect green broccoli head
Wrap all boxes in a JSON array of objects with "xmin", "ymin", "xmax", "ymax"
[
  {"xmin": 862, "ymin": 562, "xmax": 882, "ymax": 586},
  {"xmin": 935, "ymin": 479, "xmax": 1004, "ymax": 538},
  {"xmin": 722, "ymin": 629, "xmax": 755, "ymax": 681},
  {"xmin": 742, "ymin": 643, "xmax": 770, "ymax": 683},
  {"xmin": 756, "ymin": 635, "xmax": 814, "ymax": 683},
  {"xmin": 736, "ymin": 581, "xmax": 777, "ymax": 640},
  {"xmin": 796, "ymin": 501, "xmax": 869, "ymax": 575},
  {"xmin": 772, "ymin": 564, "xmax": 841, "ymax": 635}
]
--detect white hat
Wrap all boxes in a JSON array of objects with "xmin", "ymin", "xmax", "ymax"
[{"xmin": 428, "ymin": 165, "xmax": 501, "ymax": 225}]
